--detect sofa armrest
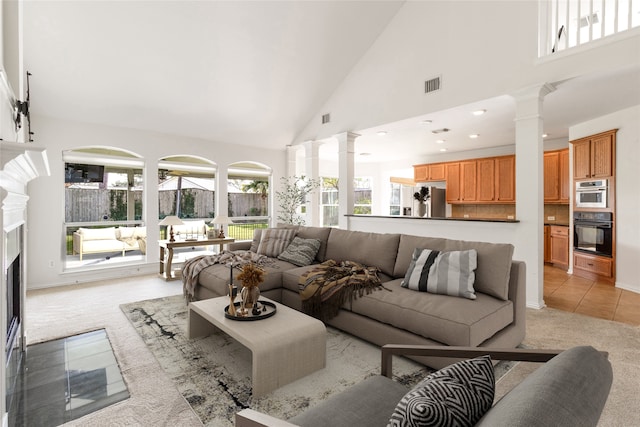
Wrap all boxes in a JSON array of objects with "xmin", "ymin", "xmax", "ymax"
[
  {"xmin": 380, "ymin": 344, "xmax": 608, "ymax": 378},
  {"xmin": 236, "ymin": 409, "xmax": 298, "ymax": 427},
  {"xmin": 72, "ymin": 231, "xmax": 83, "ymax": 254}
]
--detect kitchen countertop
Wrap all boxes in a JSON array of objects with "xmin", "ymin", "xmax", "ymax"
[
  {"xmin": 545, "ymin": 223, "xmax": 570, "ymax": 226},
  {"xmin": 347, "ymin": 214, "xmax": 519, "ymax": 223}
]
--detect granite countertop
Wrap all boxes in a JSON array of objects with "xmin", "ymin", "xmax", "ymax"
[{"xmin": 347, "ymin": 214, "xmax": 519, "ymax": 223}]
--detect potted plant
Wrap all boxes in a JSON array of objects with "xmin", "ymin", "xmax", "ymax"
[
  {"xmin": 275, "ymin": 175, "xmax": 321, "ymax": 225},
  {"xmin": 413, "ymin": 186, "xmax": 429, "ymax": 217}
]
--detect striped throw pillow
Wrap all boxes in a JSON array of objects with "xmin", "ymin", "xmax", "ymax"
[
  {"xmin": 401, "ymin": 248, "xmax": 478, "ymax": 300},
  {"xmin": 277, "ymin": 237, "xmax": 321, "ymax": 267},
  {"xmin": 388, "ymin": 355, "xmax": 495, "ymax": 427},
  {"xmin": 256, "ymin": 228, "xmax": 296, "ymax": 258}
]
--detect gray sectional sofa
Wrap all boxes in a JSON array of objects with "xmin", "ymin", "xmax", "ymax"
[{"xmin": 190, "ymin": 225, "xmax": 525, "ymax": 369}]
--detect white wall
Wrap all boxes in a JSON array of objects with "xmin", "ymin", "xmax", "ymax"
[
  {"xmin": 26, "ymin": 115, "xmax": 286, "ymax": 289},
  {"xmin": 570, "ymin": 105, "xmax": 640, "ymax": 293}
]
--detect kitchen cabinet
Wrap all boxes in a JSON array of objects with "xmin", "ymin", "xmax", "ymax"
[
  {"xmin": 559, "ymin": 149, "xmax": 570, "ymax": 203},
  {"xmin": 549, "ymin": 226, "xmax": 569, "ymax": 268},
  {"xmin": 477, "ymin": 158, "xmax": 495, "ymax": 202},
  {"xmin": 572, "ymin": 130, "xmax": 615, "ymax": 179},
  {"xmin": 544, "ymin": 149, "xmax": 569, "ymax": 204},
  {"xmin": 544, "ymin": 225, "xmax": 551, "ymax": 263},
  {"xmin": 445, "ymin": 163, "xmax": 461, "ymax": 202},
  {"xmin": 495, "ymin": 155, "xmax": 515, "ymax": 202},
  {"xmin": 461, "ymin": 161, "xmax": 477, "ymax": 201},
  {"xmin": 414, "ymin": 163, "xmax": 446, "ymax": 182},
  {"xmin": 574, "ymin": 252, "xmax": 613, "ymax": 279}
]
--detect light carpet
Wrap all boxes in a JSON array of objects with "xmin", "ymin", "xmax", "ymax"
[{"xmin": 119, "ymin": 295, "xmax": 433, "ymax": 426}]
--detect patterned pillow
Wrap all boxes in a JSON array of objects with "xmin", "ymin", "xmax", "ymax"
[
  {"xmin": 401, "ymin": 248, "xmax": 478, "ymax": 300},
  {"xmin": 277, "ymin": 237, "xmax": 321, "ymax": 267},
  {"xmin": 256, "ymin": 228, "xmax": 296, "ymax": 258},
  {"xmin": 388, "ymin": 355, "xmax": 495, "ymax": 427}
]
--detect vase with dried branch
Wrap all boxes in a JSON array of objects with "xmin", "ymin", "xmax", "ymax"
[{"xmin": 238, "ymin": 263, "xmax": 265, "ymax": 312}]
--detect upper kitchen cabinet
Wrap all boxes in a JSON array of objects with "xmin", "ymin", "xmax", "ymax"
[
  {"xmin": 495, "ymin": 155, "xmax": 516, "ymax": 202},
  {"xmin": 445, "ymin": 162, "xmax": 461, "ymax": 202},
  {"xmin": 477, "ymin": 158, "xmax": 495, "ymax": 202},
  {"xmin": 460, "ymin": 161, "xmax": 477, "ymax": 201},
  {"xmin": 572, "ymin": 130, "xmax": 616, "ymax": 180},
  {"xmin": 414, "ymin": 163, "xmax": 446, "ymax": 182},
  {"xmin": 544, "ymin": 149, "xmax": 569, "ymax": 204}
]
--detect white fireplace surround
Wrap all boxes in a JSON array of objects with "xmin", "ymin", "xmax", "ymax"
[{"xmin": 1, "ymin": 141, "xmax": 50, "ymax": 424}]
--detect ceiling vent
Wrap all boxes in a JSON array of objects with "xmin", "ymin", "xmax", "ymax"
[
  {"xmin": 321, "ymin": 113, "xmax": 331, "ymax": 124},
  {"xmin": 424, "ymin": 76, "xmax": 441, "ymax": 94},
  {"xmin": 431, "ymin": 128, "xmax": 450, "ymax": 134}
]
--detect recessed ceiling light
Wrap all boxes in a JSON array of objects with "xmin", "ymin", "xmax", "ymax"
[
  {"xmin": 472, "ymin": 109, "xmax": 486, "ymax": 116},
  {"xmin": 360, "ymin": 152, "xmax": 371, "ymax": 156},
  {"xmin": 469, "ymin": 134, "xmax": 479, "ymax": 139},
  {"xmin": 436, "ymin": 139, "xmax": 445, "ymax": 144},
  {"xmin": 439, "ymin": 148, "xmax": 447, "ymax": 152},
  {"xmin": 376, "ymin": 131, "xmax": 387, "ymax": 136},
  {"xmin": 420, "ymin": 119, "xmax": 433, "ymax": 125},
  {"xmin": 542, "ymin": 133, "xmax": 549, "ymax": 138}
]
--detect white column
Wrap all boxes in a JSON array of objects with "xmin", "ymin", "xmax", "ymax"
[
  {"xmin": 216, "ymin": 164, "xmax": 229, "ymax": 222},
  {"xmin": 512, "ymin": 83, "xmax": 555, "ymax": 309},
  {"xmin": 304, "ymin": 141, "xmax": 322, "ymax": 227},
  {"xmin": 285, "ymin": 145, "xmax": 297, "ymax": 178},
  {"xmin": 336, "ymin": 132, "xmax": 358, "ymax": 229}
]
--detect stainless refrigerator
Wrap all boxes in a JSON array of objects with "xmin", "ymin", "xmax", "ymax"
[{"xmin": 424, "ymin": 186, "xmax": 446, "ymax": 218}]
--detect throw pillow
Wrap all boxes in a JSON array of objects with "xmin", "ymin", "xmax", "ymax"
[
  {"xmin": 388, "ymin": 355, "xmax": 495, "ymax": 427},
  {"xmin": 256, "ymin": 228, "xmax": 296, "ymax": 258},
  {"xmin": 401, "ymin": 248, "xmax": 478, "ymax": 300},
  {"xmin": 277, "ymin": 237, "xmax": 321, "ymax": 267}
]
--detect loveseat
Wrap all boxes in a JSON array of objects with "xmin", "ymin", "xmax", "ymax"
[
  {"xmin": 72, "ymin": 226, "xmax": 146, "ymax": 260},
  {"xmin": 235, "ymin": 345, "xmax": 613, "ymax": 427},
  {"xmin": 186, "ymin": 225, "xmax": 525, "ymax": 369}
]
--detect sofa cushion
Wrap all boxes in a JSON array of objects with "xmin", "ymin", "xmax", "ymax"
[
  {"xmin": 295, "ymin": 226, "xmax": 332, "ymax": 262},
  {"xmin": 249, "ymin": 228, "xmax": 264, "ymax": 252},
  {"xmin": 325, "ymin": 229, "xmax": 400, "ymax": 277},
  {"xmin": 288, "ymin": 375, "xmax": 408, "ymax": 427},
  {"xmin": 116, "ymin": 227, "xmax": 136, "ymax": 240},
  {"xmin": 350, "ymin": 279, "xmax": 513, "ymax": 347},
  {"xmin": 197, "ymin": 258, "xmax": 297, "ymax": 295},
  {"xmin": 257, "ymin": 228, "xmax": 296, "ymax": 257},
  {"xmin": 393, "ymin": 235, "xmax": 451, "ymax": 278},
  {"xmin": 78, "ymin": 227, "xmax": 117, "ymax": 241},
  {"xmin": 443, "ymin": 239, "xmax": 513, "ymax": 301},
  {"xmin": 388, "ymin": 355, "xmax": 494, "ymax": 427},
  {"xmin": 402, "ymin": 249, "xmax": 478, "ymax": 300},
  {"xmin": 277, "ymin": 237, "xmax": 321, "ymax": 267}
]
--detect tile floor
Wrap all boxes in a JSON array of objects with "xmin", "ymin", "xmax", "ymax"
[
  {"xmin": 544, "ymin": 265, "xmax": 640, "ymax": 326},
  {"xmin": 7, "ymin": 329, "xmax": 129, "ymax": 427}
]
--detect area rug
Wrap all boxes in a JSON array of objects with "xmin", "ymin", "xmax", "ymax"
[{"xmin": 121, "ymin": 295, "xmax": 514, "ymax": 426}]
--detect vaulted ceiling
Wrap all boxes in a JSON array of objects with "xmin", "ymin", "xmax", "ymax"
[{"xmin": 23, "ymin": 1, "xmax": 640, "ymax": 163}]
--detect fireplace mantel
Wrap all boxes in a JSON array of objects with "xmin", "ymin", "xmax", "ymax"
[{"xmin": 1, "ymin": 142, "xmax": 50, "ymax": 230}]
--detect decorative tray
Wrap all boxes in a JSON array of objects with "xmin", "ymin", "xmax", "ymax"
[{"xmin": 224, "ymin": 300, "xmax": 277, "ymax": 321}]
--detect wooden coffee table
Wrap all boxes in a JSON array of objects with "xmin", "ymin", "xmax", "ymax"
[{"xmin": 187, "ymin": 296, "xmax": 326, "ymax": 397}]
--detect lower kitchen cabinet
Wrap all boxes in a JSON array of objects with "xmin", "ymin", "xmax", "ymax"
[
  {"xmin": 574, "ymin": 252, "xmax": 613, "ymax": 280},
  {"xmin": 549, "ymin": 226, "xmax": 569, "ymax": 268}
]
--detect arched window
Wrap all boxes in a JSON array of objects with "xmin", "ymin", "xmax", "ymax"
[{"xmin": 63, "ymin": 147, "xmax": 144, "ymax": 270}]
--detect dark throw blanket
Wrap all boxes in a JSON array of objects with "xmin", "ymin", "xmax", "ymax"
[{"xmin": 298, "ymin": 260, "xmax": 387, "ymax": 321}]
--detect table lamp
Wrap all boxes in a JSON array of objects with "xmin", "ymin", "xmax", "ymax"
[
  {"xmin": 211, "ymin": 215, "xmax": 233, "ymax": 238},
  {"xmin": 159, "ymin": 215, "xmax": 184, "ymax": 242}
]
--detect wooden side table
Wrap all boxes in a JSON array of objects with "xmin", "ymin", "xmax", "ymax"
[{"xmin": 159, "ymin": 237, "xmax": 235, "ymax": 281}]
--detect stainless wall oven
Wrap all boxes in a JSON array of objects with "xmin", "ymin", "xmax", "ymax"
[
  {"xmin": 573, "ymin": 211, "xmax": 613, "ymax": 258},
  {"xmin": 575, "ymin": 179, "xmax": 608, "ymax": 209}
]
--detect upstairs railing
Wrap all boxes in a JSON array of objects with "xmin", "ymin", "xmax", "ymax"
[{"xmin": 540, "ymin": 0, "xmax": 640, "ymax": 56}]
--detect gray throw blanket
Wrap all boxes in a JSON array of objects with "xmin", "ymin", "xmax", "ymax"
[{"xmin": 182, "ymin": 250, "xmax": 275, "ymax": 301}]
